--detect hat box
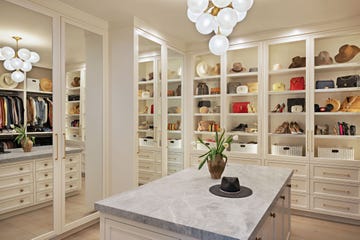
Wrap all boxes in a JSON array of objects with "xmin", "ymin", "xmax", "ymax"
[{"xmin": 27, "ymin": 78, "xmax": 40, "ymax": 91}]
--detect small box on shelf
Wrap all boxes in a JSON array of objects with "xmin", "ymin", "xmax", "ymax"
[
  {"xmin": 271, "ymin": 144, "xmax": 303, "ymax": 156},
  {"xmin": 318, "ymin": 147, "xmax": 354, "ymax": 160},
  {"xmin": 139, "ymin": 138, "xmax": 156, "ymax": 147},
  {"xmin": 231, "ymin": 143, "xmax": 257, "ymax": 153},
  {"xmin": 168, "ymin": 139, "xmax": 182, "ymax": 149}
]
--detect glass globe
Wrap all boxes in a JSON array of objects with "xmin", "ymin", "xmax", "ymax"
[
  {"xmin": 10, "ymin": 57, "xmax": 24, "ymax": 70},
  {"xmin": 4, "ymin": 59, "xmax": 15, "ymax": 71},
  {"xmin": 1, "ymin": 46, "xmax": 15, "ymax": 60},
  {"xmin": 209, "ymin": 34, "xmax": 229, "ymax": 56},
  {"xmin": 0, "ymin": 48, "xmax": 5, "ymax": 61},
  {"xmin": 212, "ymin": 0, "xmax": 231, "ymax": 8},
  {"xmin": 187, "ymin": 0, "xmax": 208, "ymax": 13},
  {"xmin": 187, "ymin": 8, "xmax": 201, "ymax": 23},
  {"xmin": 29, "ymin": 52, "xmax": 40, "ymax": 63},
  {"xmin": 11, "ymin": 70, "xmax": 25, "ymax": 83},
  {"xmin": 236, "ymin": 10, "xmax": 247, "ymax": 22},
  {"xmin": 219, "ymin": 27, "xmax": 233, "ymax": 36},
  {"xmin": 196, "ymin": 13, "xmax": 215, "ymax": 35},
  {"xmin": 18, "ymin": 48, "xmax": 31, "ymax": 61},
  {"xmin": 217, "ymin": 8, "xmax": 238, "ymax": 29},
  {"xmin": 21, "ymin": 61, "xmax": 32, "ymax": 72},
  {"xmin": 232, "ymin": 0, "xmax": 254, "ymax": 12}
]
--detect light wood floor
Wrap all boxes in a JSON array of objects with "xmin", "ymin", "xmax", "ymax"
[{"xmin": 64, "ymin": 214, "xmax": 360, "ymax": 240}]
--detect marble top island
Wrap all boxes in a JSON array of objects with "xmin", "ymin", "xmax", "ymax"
[{"xmin": 96, "ymin": 164, "xmax": 293, "ymax": 240}]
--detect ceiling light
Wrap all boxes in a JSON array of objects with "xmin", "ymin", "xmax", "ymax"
[
  {"xmin": 0, "ymin": 36, "xmax": 40, "ymax": 83},
  {"xmin": 187, "ymin": 0, "xmax": 253, "ymax": 55}
]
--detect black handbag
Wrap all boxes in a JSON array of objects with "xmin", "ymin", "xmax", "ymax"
[
  {"xmin": 315, "ymin": 80, "xmax": 335, "ymax": 89},
  {"xmin": 287, "ymin": 98, "xmax": 305, "ymax": 112},
  {"xmin": 336, "ymin": 75, "xmax": 360, "ymax": 88},
  {"xmin": 196, "ymin": 82, "xmax": 209, "ymax": 95},
  {"xmin": 227, "ymin": 82, "xmax": 241, "ymax": 94},
  {"xmin": 198, "ymin": 100, "xmax": 211, "ymax": 108}
]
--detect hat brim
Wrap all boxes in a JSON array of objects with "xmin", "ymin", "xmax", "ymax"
[
  {"xmin": 0, "ymin": 73, "xmax": 18, "ymax": 89},
  {"xmin": 231, "ymin": 67, "xmax": 245, "ymax": 73},
  {"xmin": 196, "ymin": 61, "xmax": 209, "ymax": 77},
  {"xmin": 40, "ymin": 79, "xmax": 52, "ymax": 92},
  {"xmin": 335, "ymin": 53, "xmax": 358, "ymax": 63},
  {"xmin": 209, "ymin": 184, "xmax": 253, "ymax": 198}
]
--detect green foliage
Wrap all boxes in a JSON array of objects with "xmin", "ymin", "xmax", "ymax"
[
  {"xmin": 197, "ymin": 130, "xmax": 233, "ymax": 170},
  {"xmin": 14, "ymin": 126, "xmax": 35, "ymax": 145}
]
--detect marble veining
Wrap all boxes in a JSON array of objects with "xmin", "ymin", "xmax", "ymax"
[
  {"xmin": 96, "ymin": 164, "xmax": 293, "ymax": 240},
  {"xmin": 0, "ymin": 145, "xmax": 82, "ymax": 164}
]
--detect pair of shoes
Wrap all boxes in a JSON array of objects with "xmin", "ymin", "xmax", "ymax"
[
  {"xmin": 274, "ymin": 121, "xmax": 290, "ymax": 134},
  {"xmin": 232, "ymin": 123, "xmax": 248, "ymax": 131},
  {"xmin": 289, "ymin": 121, "xmax": 303, "ymax": 134},
  {"xmin": 271, "ymin": 103, "xmax": 286, "ymax": 113}
]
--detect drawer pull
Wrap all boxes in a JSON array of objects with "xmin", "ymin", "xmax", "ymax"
[
  {"xmin": 70, "ymin": 185, "xmax": 73, "ymax": 188},
  {"xmin": 280, "ymin": 195, "xmax": 285, "ymax": 200},
  {"xmin": 45, "ymin": 184, "xmax": 49, "ymax": 187},
  {"xmin": 19, "ymin": 167, "xmax": 23, "ymax": 171},
  {"xmin": 323, "ymin": 203, "xmax": 350, "ymax": 211},
  {"xmin": 286, "ymin": 184, "xmax": 292, "ymax": 188},
  {"xmin": 323, "ymin": 172, "xmax": 350, "ymax": 177},
  {"xmin": 270, "ymin": 212, "xmax": 276, "ymax": 218},
  {"xmin": 46, "ymin": 193, "xmax": 50, "ymax": 197},
  {"xmin": 19, "ymin": 178, "xmax": 23, "ymax": 182},
  {"xmin": 70, "ymin": 176, "xmax": 73, "ymax": 179},
  {"xmin": 323, "ymin": 188, "xmax": 350, "ymax": 194},
  {"xmin": 69, "ymin": 158, "xmax": 73, "ymax": 162},
  {"xmin": 20, "ymin": 199, "xmax": 24, "ymax": 203},
  {"xmin": 45, "ymin": 174, "xmax": 48, "ymax": 177},
  {"xmin": 70, "ymin": 168, "xmax": 73, "ymax": 171},
  {"xmin": 20, "ymin": 189, "xmax": 24, "ymax": 193},
  {"xmin": 255, "ymin": 238, "xmax": 262, "ymax": 240},
  {"xmin": 44, "ymin": 163, "xmax": 48, "ymax": 167}
]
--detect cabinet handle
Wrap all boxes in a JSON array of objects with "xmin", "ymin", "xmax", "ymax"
[
  {"xmin": 20, "ymin": 199, "xmax": 24, "ymax": 203},
  {"xmin": 19, "ymin": 178, "xmax": 23, "ymax": 182},
  {"xmin": 46, "ymin": 193, "xmax": 49, "ymax": 197},
  {"xmin": 323, "ymin": 172, "xmax": 350, "ymax": 177},
  {"xmin": 287, "ymin": 184, "xmax": 292, "ymax": 188},
  {"xmin": 45, "ymin": 174, "xmax": 48, "ymax": 177},
  {"xmin": 20, "ymin": 189, "xmax": 24, "ymax": 193},
  {"xmin": 63, "ymin": 133, "xmax": 66, "ymax": 160},
  {"xmin": 270, "ymin": 212, "xmax": 276, "ymax": 218},
  {"xmin": 255, "ymin": 238, "xmax": 262, "ymax": 240},
  {"xmin": 44, "ymin": 163, "xmax": 48, "ymax": 167},
  {"xmin": 55, "ymin": 133, "xmax": 59, "ymax": 160},
  {"xmin": 45, "ymin": 184, "xmax": 49, "ymax": 187},
  {"xmin": 70, "ymin": 167, "xmax": 73, "ymax": 171},
  {"xmin": 280, "ymin": 195, "xmax": 285, "ymax": 200},
  {"xmin": 69, "ymin": 158, "xmax": 73, "ymax": 162},
  {"xmin": 70, "ymin": 176, "xmax": 73, "ymax": 179},
  {"xmin": 323, "ymin": 203, "xmax": 350, "ymax": 211},
  {"xmin": 19, "ymin": 167, "xmax": 23, "ymax": 171},
  {"xmin": 323, "ymin": 188, "xmax": 350, "ymax": 194},
  {"xmin": 70, "ymin": 185, "xmax": 73, "ymax": 188}
]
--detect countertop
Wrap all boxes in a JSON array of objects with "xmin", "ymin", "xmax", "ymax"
[
  {"xmin": 95, "ymin": 164, "xmax": 293, "ymax": 240},
  {"xmin": 0, "ymin": 145, "xmax": 82, "ymax": 164}
]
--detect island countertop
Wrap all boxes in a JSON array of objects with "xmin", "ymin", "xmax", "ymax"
[
  {"xmin": 0, "ymin": 145, "xmax": 82, "ymax": 164},
  {"xmin": 95, "ymin": 164, "xmax": 293, "ymax": 240}
]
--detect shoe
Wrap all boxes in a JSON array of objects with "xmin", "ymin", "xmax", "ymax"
[
  {"xmin": 278, "ymin": 103, "xmax": 286, "ymax": 113},
  {"xmin": 289, "ymin": 122, "xmax": 297, "ymax": 134},
  {"xmin": 232, "ymin": 123, "xmax": 247, "ymax": 131},
  {"xmin": 292, "ymin": 121, "xmax": 304, "ymax": 134},
  {"xmin": 275, "ymin": 121, "xmax": 290, "ymax": 134},
  {"xmin": 271, "ymin": 104, "xmax": 280, "ymax": 112}
]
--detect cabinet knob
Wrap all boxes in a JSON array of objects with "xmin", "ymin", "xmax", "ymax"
[
  {"xmin": 20, "ymin": 199, "xmax": 24, "ymax": 203},
  {"xmin": 45, "ymin": 184, "xmax": 49, "ymax": 187},
  {"xmin": 45, "ymin": 174, "xmax": 48, "ymax": 177},
  {"xmin": 19, "ymin": 178, "xmax": 23, "ymax": 182},
  {"xmin": 46, "ymin": 194, "xmax": 49, "ymax": 197},
  {"xmin": 70, "ymin": 168, "xmax": 73, "ymax": 171},
  {"xmin": 70, "ymin": 176, "xmax": 73, "ymax": 179},
  {"xmin": 270, "ymin": 212, "xmax": 276, "ymax": 218},
  {"xmin": 20, "ymin": 189, "xmax": 24, "ymax": 193},
  {"xmin": 287, "ymin": 184, "xmax": 292, "ymax": 188},
  {"xmin": 255, "ymin": 238, "xmax": 262, "ymax": 240},
  {"xmin": 44, "ymin": 163, "xmax": 48, "ymax": 167},
  {"xmin": 69, "ymin": 158, "xmax": 73, "ymax": 162},
  {"xmin": 19, "ymin": 167, "xmax": 23, "ymax": 171},
  {"xmin": 70, "ymin": 185, "xmax": 73, "ymax": 188},
  {"xmin": 280, "ymin": 195, "xmax": 285, "ymax": 200}
]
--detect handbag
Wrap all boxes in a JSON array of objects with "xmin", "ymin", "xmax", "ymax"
[
  {"xmin": 336, "ymin": 75, "xmax": 360, "ymax": 88},
  {"xmin": 290, "ymin": 77, "xmax": 305, "ymax": 90},
  {"xmin": 198, "ymin": 100, "xmax": 211, "ymax": 108},
  {"xmin": 315, "ymin": 80, "xmax": 335, "ymax": 89},
  {"xmin": 287, "ymin": 98, "xmax": 305, "ymax": 112},
  {"xmin": 340, "ymin": 96, "xmax": 360, "ymax": 112},
  {"xmin": 232, "ymin": 102, "xmax": 250, "ymax": 113},
  {"xmin": 247, "ymin": 82, "xmax": 258, "ymax": 93},
  {"xmin": 227, "ymin": 82, "xmax": 241, "ymax": 94},
  {"xmin": 196, "ymin": 82, "xmax": 209, "ymax": 95},
  {"xmin": 272, "ymin": 82, "xmax": 285, "ymax": 91},
  {"xmin": 176, "ymin": 84, "xmax": 181, "ymax": 96}
]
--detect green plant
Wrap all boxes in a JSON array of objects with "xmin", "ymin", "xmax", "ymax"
[
  {"xmin": 14, "ymin": 125, "xmax": 35, "ymax": 145},
  {"xmin": 198, "ymin": 130, "xmax": 233, "ymax": 170}
]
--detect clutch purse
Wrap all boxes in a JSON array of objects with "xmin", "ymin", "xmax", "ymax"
[
  {"xmin": 336, "ymin": 75, "xmax": 360, "ymax": 88},
  {"xmin": 247, "ymin": 82, "xmax": 258, "ymax": 93},
  {"xmin": 272, "ymin": 82, "xmax": 285, "ymax": 91},
  {"xmin": 287, "ymin": 98, "xmax": 305, "ymax": 112},
  {"xmin": 316, "ymin": 80, "xmax": 335, "ymax": 89},
  {"xmin": 236, "ymin": 85, "xmax": 248, "ymax": 93}
]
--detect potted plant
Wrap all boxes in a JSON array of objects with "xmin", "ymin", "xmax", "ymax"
[
  {"xmin": 198, "ymin": 130, "xmax": 233, "ymax": 179},
  {"xmin": 14, "ymin": 126, "xmax": 35, "ymax": 152}
]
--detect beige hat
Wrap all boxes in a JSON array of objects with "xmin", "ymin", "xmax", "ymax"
[
  {"xmin": 335, "ymin": 44, "xmax": 360, "ymax": 63},
  {"xmin": 0, "ymin": 73, "xmax": 18, "ymax": 89},
  {"xmin": 231, "ymin": 62, "xmax": 246, "ymax": 72},
  {"xmin": 315, "ymin": 51, "xmax": 333, "ymax": 66},
  {"xmin": 40, "ymin": 78, "xmax": 52, "ymax": 92}
]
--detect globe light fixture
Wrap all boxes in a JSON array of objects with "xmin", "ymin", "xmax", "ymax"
[
  {"xmin": 187, "ymin": 0, "xmax": 254, "ymax": 55},
  {"xmin": 0, "ymin": 36, "xmax": 40, "ymax": 83}
]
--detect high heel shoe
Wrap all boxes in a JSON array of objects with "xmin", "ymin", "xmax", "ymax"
[
  {"xmin": 293, "ymin": 121, "xmax": 304, "ymax": 134},
  {"xmin": 278, "ymin": 103, "xmax": 286, "ymax": 113},
  {"xmin": 271, "ymin": 104, "xmax": 280, "ymax": 112},
  {"xmin": 275, "ymin": 121, "xmax": 290, "ymax": 134}
]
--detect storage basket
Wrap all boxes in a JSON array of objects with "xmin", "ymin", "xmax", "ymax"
[
  {"xmin": 318, "ymin": 147, "xmax": 354, "ymax": 160},
  {"xmin": 26, "ymin": 78, "xmax": 40, "ymax": 91},
  {"xmin": 168, "ymin": 139, "xmax": 182, "ymax": 149},
  {"xmin": 271, "ymin": 144, "xmax": 303, "ymax": 156},
  {"xmin": 196, "ymin": 141, "xmax": 216, "ymax": 150},
  {"xmin": 139, "ymin": 138, "xmax": 156, "ymax": 147},
  {"xmin": 231, "ymin": 143, "xmax": 257, "ymax": 153}
]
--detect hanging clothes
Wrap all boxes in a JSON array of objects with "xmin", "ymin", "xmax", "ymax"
[
  {"xmin": 26, "ymin": 96, "xmax": 53, "ymax": 131},
  {"xmin": 0, "ymin": 96, "xmax": 24, "ymax": 130}
]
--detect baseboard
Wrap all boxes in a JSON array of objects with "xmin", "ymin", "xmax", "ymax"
[
  {"xmin": 292, "ymin": 209, "xmax": 360, "ymax": 226},
  {"xmin": 52, "ymin": 218, "xmax": 99, "ymax": 240}
]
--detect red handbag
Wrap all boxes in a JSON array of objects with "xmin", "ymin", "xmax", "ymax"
[
  {"xmin": 232, "ymin": 102, "xmax": 249, "ymax": 113},
  {"xmin": 290, "ymin": 77, "xmax": 305, "ymax": 90}
]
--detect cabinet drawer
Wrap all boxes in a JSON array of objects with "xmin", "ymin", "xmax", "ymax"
[
  {"xmin": 0, "ymin": 194, "xmax": 33, "ymax": 214},
  {"xmin": 139, "ymin": 161, "xmax": 161, "ymax": 173},
  {"xmin": 137, "ymin": 151, "xmax": 155, "ymax": 160},
  {"xmin": 138, "ymin": 171, "xmax": 161, "ymax": 184},
  {"xmin": 35, "ymin": 159, "xmax": 53, "ymax": 171},
  {"xmin": 0, "ymin": 174, "xmax": 33, "ymax": 189},
  {"xmin": 311, "ymin": 165, "xmax": 359, "ymax": 182},
  {"xmin": 0, "ymin": 184, "xmax": 33, "ymax": 201},
  {"xmin": 36, "ymin": 191, "xmax": 53, "ymax": 203},
  {"xmin": 36, "ymin": 170, "xmax": 53, "ymax": 181},
  {"xmin": 312, "ymin": 196, "xmax": 359, "ymax": 215},
  {"xmin": 291, "ymin": 178, "xmax": 308, "ymax": 193},
  {"xmin": 65, "ymin": 180, "xmax": 80, "ymax": 193},
  {"xmin": 168, "ymin": 162, "xmax": 183, "ymax": 172},
  {"xmin": 65, "ymin": 172, "xmax": 80, "ymax": 182},
  {"xmin": 291, "ymin": 193, "xmax": 309, "ymax": 209},
  {"xmin": 311, "ymin": 180, "xmax": 359, "ymax": 198},
  {"xmin": 167, "ymin": 154, "xmax": 183, "ymax": 164},
  {"xmin": 266, "ymin": 161, "xmax": 308, "ymax": 177},
  {"xmin": 65, "ymin": 154, "xmax": 81, "ymax": 164},
  {"xmin": 36, "ymin": 180, "xmax": 53, "ymax": 192},
  {"xmin": 65, "ymin": 163, "xmax": 79, "ymax": 173},
  {"xmin": 0, "ymin": 161, "xmax": 33, "ymax": 178}
]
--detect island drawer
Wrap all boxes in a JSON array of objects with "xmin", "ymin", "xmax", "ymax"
[
  {"xmin": 0, "ymin": 184, "xmax": 33, "ymax": 202},
  {"xmin": 65, "ymin": 171, "xmax": 80, "ymax": 182},
  {"xmin": 65, "ymin": 154, "xmax": 81, "ymax": 165},
  {"xmin": 168, "ymin": 162, "xmax": 183, "ymax": 173},
  {"xmin": 0, "ymin": 161, "xmax": 33, "ymax": 178},
  {"xmin": 137, "ymin": 150, "xmax": 155, "ymax": 160},
  {"xmin": 311, "ymin": 164, "xmax": 359, "ymax": 182},
  {"xmin": 266, "ymin": 161, "xmax": 308, "ymax": 178},
  {"xmin": 65, "ymin": 163, "xmax": 79, "ymax": 173},
  {"xmin": 65, "ymin": 180, "xmax": 80, "ymax": 193},
  {"xmin": 35, "ymin": 158, "xmax": 53, "ymax": 171},
  {"xmin": 0, "ymin": 194, "xmax": 34, "ymax": 214},
  {"xmin": 311, "ymin": 196, "xmax": 359, "ymax": 215},
  {"xmin": 311, "ymin": 180, "xmax": 359, "ymax": 198},
  {"xmin": 138, "ymin": 171, "xmax": 161, "ymax": 184},
  {"xmin": 291, "ymin": 178, "xmax": 308, "ymax": 193},
  {"xmin": 36, "ymin": 180, "xmax": 53, "ymax": 192},
  {"xmin": 167, "ymin": 153, "xmax": 183, "ymax": 164},
  {"xmin": 36, "ymin": 170, "xmax": 53, "ymax": 181},
  {"xmin": 36, "ymin": 190, "xmax": 53, "ymax": 203},
  {"xmin": 291, "ymin": 192, "xmax": 309, "ymax": 209},
  {"xmin": 0, "ymin": 173, "xmax": 33, "ymax": 189}
]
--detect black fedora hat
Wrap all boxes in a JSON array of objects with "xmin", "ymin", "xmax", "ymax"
[{"xmin": 209, "ymin": 177, "xmax": 253, "ymax": 198}]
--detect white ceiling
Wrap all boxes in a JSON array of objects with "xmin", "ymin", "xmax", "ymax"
[{"xmin": 60, "ymin": 0, "xmax": 360, "ymax": 45}]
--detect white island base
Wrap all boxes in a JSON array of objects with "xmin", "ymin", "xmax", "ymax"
[{"xmin": 96, "ymin": 164, "xmax": 293, "ymax": 240}]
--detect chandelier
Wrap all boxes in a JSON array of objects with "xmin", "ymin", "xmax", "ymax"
[
  {"xmin": 187, "ymin": 0, "xmax": 254, "ymax": 55},
  {"xmin": 0, "ymin": 36, "xmax": 40, "ymax": 83}
]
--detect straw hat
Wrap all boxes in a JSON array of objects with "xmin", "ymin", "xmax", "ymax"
[
  {"xmin": 40, "ymin": 78, "xmax": 52, "ymax": 92},
  {"xmin": 335, "ymin": 44, "xmax": 360, "ymax": 63},
  {"xmin": 231, "ymin": 62, "xmax": 246, "ymax": 72},
  {"xmin": 0, "ymin": 73, "xmax": 18, "ymax": 89}
]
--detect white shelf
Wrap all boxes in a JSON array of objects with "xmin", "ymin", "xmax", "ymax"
[
  {"xmin": 66, "ymin": 114, "xmax": 80, "ymax": 117},
  {"xmin": 314, "ymin": 112, "xmax": 360, "ymax": 116},
  {"xmin": 227, "ymin": 93, "xmax": 258, "ymax": 97},
  {"xmin": 138, "ymin": 129, "xmax": 154, "ymax": 133},
  {"xmin": 27, "ymin": 90, "xmax": 52, "ymax": 95},
  {"xmin": 194, "ymin": 113, "xmax": 221, "ymax": 117},
  {"xmin": 315, "ymin": 62, "xmax": 360, "ymax": 72},
  {"xmin": 27, "ymin": 132, "xmax": 52, "ymax": 135},
  {"xmin": 138, "ymin": 114, "xmax": 154, "ymax": 117},
  {"xmin": 138, "ymin": 81, "xmax": 154, "ymax": 85},
  {"xmin": 226, "ymin": 132, "xmax": 258, "ymax": 137},
  {"xmin": 314, "ymin": 135, "xmax": 360, "ymax": 140},
  {"xmin": 227, "ymin": 72, "xmax": 258, "ymax": 78},
  {"xmin": 66, "ymin": 87, "xmax": 80, "ymax": 91},
  {"xmin": 315, "ymin": 87, "xmax": 360, "ymax": 93},
  {"xmin": 167, "ymin": 130, "xmax": 181, "ymax": 134},
  {"xmin": 0, "ymin": 88, "xmax": 24, "ymax": 92},
  {"xmin": 168, "ymin": 113, "xmax": 181, "ymax": 117},
  {"xmin": 194, "ymin": 75, "xmax": 220, "ymax": 81},
  {"xmin": 138, "ymin": 97, "xmax": 154, "ymax": 100},
  {"xmin": 66, "ymin": 100, "xmax": 80, "ymax": 103},
  {"xmin": 168, "ymin": 78, "xmax": 182, "ymax": 83},
  {"xmin": 0, "ymin": 132, "xmax": 18, "ymax": 136},
  {"xmin": 193, "ymin": 94, "xmax": 220, "ymax": 99},
  {"xmin": 268, "ymin": 90, "xmax": 306, "ymax": 95},
  {"xmin": 168, "ymin": 96, "xmax": 182, "ymax": 100},
  {"xmin": 193, "ymin": 131, "xmax": 219, "ymax": 135},
  {"xmin": 269, "ymin": 67, "xmax": 306, "ymax": 75},
  {"xmin": 269, "ymin": 112, "xmax": 306, "ymax": 116},
  {"xmin": 228, "ymin": 113, "xmax": 258, "ymax": 117},
  {"xmin": 268, "ymin": 133, "xmax": 306, "ymax": 138},
  {"xmin": 67, "ymin": 127, "xmax": 80, "ymax": 130}
]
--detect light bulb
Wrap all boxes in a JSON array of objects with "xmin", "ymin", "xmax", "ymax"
[
  {"xmin": 18, "ymin": 48, "xmax": 31, "ymax": 61},
  {"xmin": 212, "ymin": 0, "xmax": 231, "ymax": 8},
  {"xmin": 10, "ymin": 57, "xmax": 24, "ymax": 70},
  {"xmin": 196, "ymin": 13, "xmax": 215, "ymax": 35},
  {"xmin": 187, "ymin": 0, "xmax": 208, "ymax": 13},
  {"xmin": 29, "ymin": 52, "xmax": 40, "ymax": 63},
  {"xmin": 0, "ymin": 48, "xmax": 5, "ymax": 61},
  {"xmin": 236, "ymin": 10, "xmax": 247, "ymax": 22},
  {"xmin": 232, "ymin": 0, "xmax": 254, "ymax": 12},
  {"xmin": 217, "ymin": 8, "xmax": 238, "ymax": 29},
  {"xmin": 187, "ymin": 8, "xmax": 201, "ymax": 23},
  {"xmin": 1, "ymin": 46, "xmax": 15, "ymax": 60},
  {"xmin": 219, "ymin": 27, "xmax": 233, "ymax": 36},
  {"xmin": 11, "ymin": 70, "xmax": 25, "ymax": 83},
  {"xmin": 209, "ymin": 34, "xmax": 229, "ymax": 56},
  {"xmin": 4, "ymin": 59, "xmax": 15, "ymax": 71},
  {"xmin": 21, "ymin": 61, "xmax": 32, "ymax": 72}
]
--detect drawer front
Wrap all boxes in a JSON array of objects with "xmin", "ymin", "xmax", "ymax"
[
  {"xmin": 291, "ymin": 178, "xmax": 308, "ymax": 193},
  {"xmin": 35, "ymin": 158, "xmax": 53, "ymax": 171},
  {"xmin": 65, "ymin": 154, "xmax": 81, "ymax": 165},
  {"xmin": 65, "ymin": 163, "xmax": 79, "ymax": 174},
  {"xmin": 36, "ymin": 180, "xmax": 53, "ymax": 192},
  {"xmin": 0, "ymin": 184, "xmax": 33, "ymax": 201},
  {"xmin": 137, "ymin": 151, "xmax": 155, "ymax": 161},
  {"xmin": 312, "ymin": 196, "xmax": 359, "ymax": 215},
  {"xmin": 0, "ymin": 174, "xmax": 33, "ymax": 189},
  {"xmin": 138, "ymin": 160, "xmax": 161, "ymax": 173},
  {"xmin": 36, "ymin": 191, "xmax": 53, "ymax": 203},
  {"xmin": 65, "ymin": 171, "xmax": 80, "ymax": 182},
  {"xmin": 138, "ymin": 171, "xmax": 161, "ymax": 184},
  {"xmin": 291, "ymin": 193, "xmax": 309, "ymax": 209},
  {"xmin": 167, "ymin": 154, "xmax": 183, "ymax": 164},
  {"xmin": 36, "ymin": 170, "xmax": 53, "ymax": 181},
  {"xmin": 0, "ymin": 194, "xmax": 33, "ymax": 214},
  {"xmin": 0, "ymin": 161, "xmax": 33, "ymax": 178},
  {"xmin": 168, "ymin": 162, "xmax": 183, "ymax": 172},
  {"xmin": 65, "ymin": 180, "xmax": 80, "ymax": 193},
  {"xmin": 311, "ymin": 180, "xmax": 359, "ymax": 198},
  {"xmin": 266, "ymin": 161, "xmax": 308, "ymax": 177},
  {"xmin": 312, "ymin": 165, "xmax": 359, "ymax": 182}
]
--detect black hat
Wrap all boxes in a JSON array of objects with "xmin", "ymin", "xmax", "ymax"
[{"xmin": 209, "ymin": 177, "xmax": 253, "ymax": 198}]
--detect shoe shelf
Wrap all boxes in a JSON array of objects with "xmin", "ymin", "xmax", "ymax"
[
  {"xmin": 268, "ymin": 90, "xmax": 306, "ymax": 95},
  {"xmin": 194, "ymin": 75, "xmax": 220, "ymax": 81},
  {"xmin": 193, "ymin": 94, "xmax": 220, "ymax": 99},
  {"xmin": 194, "ymin": 113, "xmax": 221, "ymax": 117},
  {"xmin": 268, "ymin": 133, "xmax": 306, "ymax": 138},
  {"xmin": 226, "ymin": 93, "xmax": 258, "ymax": 97},
  {"xmin": 167, "ymin": 96, "xmax": 181, "ymax": 100},
  {"xmin": 314, "ymin": 112, "xmax": 360, "ymax": 116},
  {"xmin": 269, "ymin": 67, "xmax": 306, "ymax": 75},
  {"xmin": 226, "ymin": 132, "xmax": 258, "ymax": 136},
  {"xmin": 268, "ymin": 112, "xmax": 306, "ymax": 116},
  {"xmin": 227, "ymin": 72, "xmax": 258, "ymax": 78},
  {"xmin": 193, "ymin": 131, "xmax": 219, "ymax": 135},
  {"xmin": 168, "ymin": 78, "xmax": 182, "ymax": 83},
  {"xmin": 314, "ymin": 135, "xmax": 360, "ymax": 140},
  {"xmin": 228, "ymin": 113, "xmax": 258, "ymax": 117}
]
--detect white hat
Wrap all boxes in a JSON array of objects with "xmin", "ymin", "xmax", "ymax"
[{"xmin": 0, "ymin": 73, "xmax": 18, "ymax": 89}]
